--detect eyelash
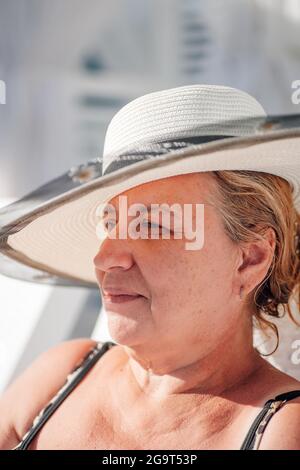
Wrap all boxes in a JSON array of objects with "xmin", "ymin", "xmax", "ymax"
[
  {"xmin": 142, "ymin": 221, "xmax": 163, "ymax": 229},
  {"xmin": 103, "ymin": 220, "xmax": 166, "ymax": 231}
]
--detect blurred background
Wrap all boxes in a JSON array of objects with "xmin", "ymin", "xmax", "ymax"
[{"xmin": 0, "ymin": 0, "xmax": 300, "ymax": 392}]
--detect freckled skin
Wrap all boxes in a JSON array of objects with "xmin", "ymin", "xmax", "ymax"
[
  {"xmin": 95, "ymin": 173, "xmax": 250, "ymax": 373},
  {"xmin": 4, "ymin": 172, "xmax": 300, "ymax": 450},
  {"xmin": 91, "ymin": 172, "xmax": 300, "ymax": 449}
]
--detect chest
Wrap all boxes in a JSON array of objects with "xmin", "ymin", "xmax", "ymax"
[
  {"xmin": 24, "ymin": 383, "xmax": 248, "ymax": 450},
  {"xmin": 19, "ymin": 349, "xmax": 252, "ymax": 450}
]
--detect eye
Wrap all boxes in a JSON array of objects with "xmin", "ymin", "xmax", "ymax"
[
  {"xmin": 141, "ymin": 220, "xmax": 172, "ymax": 237},
  {"xmin": 141, "ymin": 221, "xmax": 166, "ymax": 233},
  {"xmin": 142, "ymin": 221, "xmax": 162, "ymax": 229}
]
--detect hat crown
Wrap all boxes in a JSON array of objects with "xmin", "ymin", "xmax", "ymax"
[{"xmin": 102, "ymin": 84, "xmax": 266, "ymax": 172}]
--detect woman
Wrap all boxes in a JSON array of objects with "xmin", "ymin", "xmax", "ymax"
[{"xmin": 0, "ymin": 84, "xmax": 300, "ymax": 450}]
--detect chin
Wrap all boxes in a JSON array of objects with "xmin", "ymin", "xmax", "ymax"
[{"xmin": 107, "ymin": 318, "xmax": 146, "ymax": 344}]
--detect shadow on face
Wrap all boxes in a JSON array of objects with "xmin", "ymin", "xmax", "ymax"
[{"xmin": 93, "ymin": 172, "xmax": 242, "ymax": 355}]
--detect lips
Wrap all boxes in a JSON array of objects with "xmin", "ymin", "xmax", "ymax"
[
  {"xmin": 103, "ymin": 293, "xmax": 142, "ymax": 304},
  {"xmin": 103, "ymin": 288, "xmax": 142, "ymax": 296},
  {"xmin": 102, "ymin": 287, "xmax": 145, "ymax": 303}
]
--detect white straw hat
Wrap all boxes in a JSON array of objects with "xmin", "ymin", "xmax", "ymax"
[{"xmin": 0, "ymin": 84, "xmax": 300, "ymax": 287}]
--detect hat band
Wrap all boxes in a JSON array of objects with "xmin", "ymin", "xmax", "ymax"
[{"xmin": 102, "ymin": 134, "xmax": 235, "ymax": 176}]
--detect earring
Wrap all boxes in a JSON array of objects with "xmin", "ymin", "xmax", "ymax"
[{"xmin": 240, "ymin": 286, "xmax": 244, "ymax": 300}]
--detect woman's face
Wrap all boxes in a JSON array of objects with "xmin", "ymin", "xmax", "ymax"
[{"xmin": 93, "ymin": 172, "xmax": 248, "ymax": 358}]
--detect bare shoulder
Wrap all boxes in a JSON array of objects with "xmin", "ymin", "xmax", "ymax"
[
  {"xmin": 0, "ymin": 337, "xmax": 100, "ymax": 449},
  {"xmin": 258, "ymin": 377, "xmax": 300, "ymax": 450}
]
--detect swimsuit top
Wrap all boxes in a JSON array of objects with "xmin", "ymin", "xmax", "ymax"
[{"xmin": 11, "ymin": 341, "xmax": 300, "ymax": 450}]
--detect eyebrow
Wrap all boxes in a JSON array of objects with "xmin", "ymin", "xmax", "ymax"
[
  {"xmin": 102, "ymin": 203, "xmax": 150, "ymax": 215},
  {"xmin": 101, "ymin": 203, "xmax": 183, "ymax": 216}
]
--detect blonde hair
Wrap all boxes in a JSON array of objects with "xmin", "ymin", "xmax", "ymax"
[{"xmin": 208, "ymin": 170, "xmax": 300, "ymax": 355}]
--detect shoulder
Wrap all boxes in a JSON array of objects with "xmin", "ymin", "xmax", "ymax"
[
  {"xmin": 0, "ymin": 337, "xmax": 100, "ymax": 448},
  {"xmin": 258, "ymin": 382, "xmax": 300, "ymax": 450}
]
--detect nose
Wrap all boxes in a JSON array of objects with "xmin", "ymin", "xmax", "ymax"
[{"xmin": 93, "ymin": 236, "xmax": 135, "ymax": 273}]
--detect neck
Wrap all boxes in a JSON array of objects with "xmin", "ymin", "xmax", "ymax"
[{"xmin": 123, "ymin": 314, "xmax": 265, "ymax": 403}]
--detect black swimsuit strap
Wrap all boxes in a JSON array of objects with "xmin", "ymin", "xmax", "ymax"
[
  {"xmin": 13, "ymin": 344, "xmax": 300, "ymax": 451},
  {"xmin": 240, "ymin": 389, "xmax": 300, "ymax": 450},
  {"xmin": 13, "ymin": 341, "xmax": 117, "ymax": 450},
  {"xmin": 274, "ymin": 390, "xmax": 300, "ymax": 401}
]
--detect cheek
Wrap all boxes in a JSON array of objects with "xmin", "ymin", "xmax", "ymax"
[
  {"xmin": 150, "ymin": 253, "xmax": 204, "ymax": 313},
  {"xmin": 137, "ymin": 234, "xmax": 234, "ymax": 309},
  {"xmin": 135, "ymin": 242, "xmax": 187, "ymax": 308}
]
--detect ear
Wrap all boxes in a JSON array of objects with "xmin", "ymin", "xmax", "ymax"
[{"xmin": 237, "ymin": 227, "xmax": 276, "ymax": 294}]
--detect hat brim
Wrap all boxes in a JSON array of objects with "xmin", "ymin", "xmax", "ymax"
[{"xmin": 0, "ymin": 127, "xmax": 300, "ymax": 288}]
